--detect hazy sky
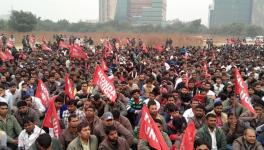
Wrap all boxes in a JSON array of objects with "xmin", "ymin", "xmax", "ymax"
[{"xmin": 0, "ymin": 0, "xmax": 212, "ymax": 26}]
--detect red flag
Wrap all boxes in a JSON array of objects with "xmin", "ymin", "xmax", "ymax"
[
  {"xmin": 29, "ymin": 35, "xmax": 36, "ymax": 51},
  {"xmin": 155, "ymin": 43, "xmax": 163, "ymax": 52},
  {"xmin": 35, "ymin": 80, "xmax": 50, "ymax": 107},
  {"xmin": 212, "ymin": 51, "xmax": 216, "ymax": 60},
  {"xmin": 103, "ymin": 41, "xmax": 113, "ymax": 58},
  {"xmin": 0, "ymin": 51, "xmax": 8, "ymax": 62},
  {"xmin": 139, "ymin": 105, "xmax": 169, "ymax": 150},
  {"xmin": 101, "ymin": 59, "xmax": 108, "ymax": 71},
  {"xmin": 7, "ymin": 40, "xmax": 14, "ymax": 48},
  {"xmin": 183, "ymin": 73, "xmax": 189, "ymax": 87},
  {"xmin": 42, "ymin": 96, "xmax": 61, "ymax": 138},
  {"xmin": 42, "ymin": 35, "xmax": 47, "ymax": 44},
  {"xmin": 234, "ymin": 69, "xmax": 255, "ymax": 113},
  {"xmin": 142, "ymin": 43, "xmax": 148, "ymax": 53},
  {"xmin": 65, "ymin": 74, "xmax": 74, "ymax": 99},
  {"xmin": 59, "ymin": 41, "xmax": 69, "ymax": 49},
  {"xmin": 180, "ymin": 122, "xmax": 196, "ymax": 150},
  {"xmin": 92, "ymin": 65, "xmax": 117, "ymax": 102},
  {"xmin": 69, "ymin": 45, "xmax": 88, "ymax": 60},
  {"xmin": 41, "ymin": 43, "xmax": 52, "ymax": 51},
  {"xmin": 0, "ymin": 50, "xmax": 14, "ymax": 62},
  {"xmin": 203, "ymin": 62, "xmax": 210, "ymax": 76},
  {"xmin": 5, "ymin": 49, "xmax": 14, "ymax": 60}
]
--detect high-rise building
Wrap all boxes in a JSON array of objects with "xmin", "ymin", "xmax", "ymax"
[
  {"xmin": 99, "ymin": 0, "xmax": 166, "ymax": 25},
  {"xmin": 115, "ymin": 0, "xmax": 128, "ymax": 23},
  {"xmin": 99, "ymin": 0, "xmax": 117, "ymax": 23},
  {"xmin": 251, "ymin": 0, "xmax": 264, "ymax": 28},
  {"xmin": 209, "ymin": 0, "xmax": 253, "ymax": 28},
  {"xmin": 128, "ymin": 0, "xmax": 166, "ymax": 25}
]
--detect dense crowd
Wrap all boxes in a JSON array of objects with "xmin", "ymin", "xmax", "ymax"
[{"xmin": 0, "ymin": 33, "xmax": 263, "ymax": 150}]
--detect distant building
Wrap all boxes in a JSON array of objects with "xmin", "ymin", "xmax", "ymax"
[
  {"xmin": 99, "ymin": 0, "xmax": 166, "ymax": 25},
  {"xmin": 128, "ymin": 0, "xmax": 166, "ymax": 25},
  {"xmin": 115, "ymin": 0, "xmax": 128, "ymax": 23},
  {"xmin": 251, "ymin": 0, "xmax": 264, "ymax": 28},
  {"xmin": 99, "ymin": 0, "xmax": 117, "ymax": 23},
  {"xmin": 209, "ymin": 0, "xmax": 264, "ymax": 28},
  {"xmin": 209, "ymin": 0, "xmax": 252, "ymax": 28}
]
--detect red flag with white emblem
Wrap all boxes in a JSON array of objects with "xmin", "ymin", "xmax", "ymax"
[
  {"xmin": 35, "ymin": 79, "xmax": 50, "ymax": 107},
  {"xmin": 234, "ymin": 68, "xmax": 255, "ymax": 113},
  {"xmin": 139, "ymin": 105, "xmax": 169, "ymax": 150},
  {"xmin": 93, "ymin": 65, "xmax": 117, "ymax": 102},
  {"xmin": 180, "ymin": 122, "xmax": 196, "ymax": 150},
  {"xmin": 42, "ymin": 96, "xmax": 61, "ymax": 138}
]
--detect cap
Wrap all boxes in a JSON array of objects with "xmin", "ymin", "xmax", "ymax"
[{"xmin": 102, "ymin": 112, "xmax": 113, "ymax": 120}]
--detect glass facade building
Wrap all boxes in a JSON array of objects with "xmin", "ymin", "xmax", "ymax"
[
  {"xmin": 209, "ymin": 0, "xmax": 252, "ymax": 27},
  {"xmin": 99, "ymin": 0, "xmax": 166, "ymax": 25}
]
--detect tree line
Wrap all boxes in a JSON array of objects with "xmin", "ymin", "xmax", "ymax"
[{"xmin": 0, "ymin": 10, "xmax": 263, "ymax": 37}]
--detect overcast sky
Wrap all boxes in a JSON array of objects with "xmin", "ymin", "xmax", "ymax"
[{"xmin": 0, "ymin": 0, "xmax": 212, "ymax": 26}]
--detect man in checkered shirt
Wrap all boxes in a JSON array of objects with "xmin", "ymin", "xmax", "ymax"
[{"xmin": 62, "ymin": 100, "xmax": 85, "ymax": 128}]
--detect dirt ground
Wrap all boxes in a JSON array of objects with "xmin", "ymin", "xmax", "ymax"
[{"xmin": 1, "ymin": 31, "xmax": 206, "ymax": 47}]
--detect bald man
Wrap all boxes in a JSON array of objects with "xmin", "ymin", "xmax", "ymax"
[{"xmin": 233, "ymin": 128, "xmax": 263, "ymax": 150}]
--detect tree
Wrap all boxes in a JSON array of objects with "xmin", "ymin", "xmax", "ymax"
[
  {"xmin": 8, "ymin": 10, "xmax": 37, "ymax": 32},
  {"xmin": 246, "ymin": 25, "xmax": 263, "ymax": 37},
  {"xmin": 0, "ymin": 20, "xmax": 8, "ymax": 30}
]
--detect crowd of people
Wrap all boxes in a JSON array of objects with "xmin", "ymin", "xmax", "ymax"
[{"xmin": 0, "ymin": 33, "xmax": 263, "ymax": 150}]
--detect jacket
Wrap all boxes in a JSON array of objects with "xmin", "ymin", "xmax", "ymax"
[
  {"xmin": 196, "ymin": 125, "xmax": 227, "ymax": 150},
  {"xmin": 14, "ymin": 108, "xmax": 41, "ymax": 127},
  {"xmin": 239, "ymin": 111, "xmax": 264, "ymax": 128},
  {"xmin": 222, "ymin": 120, "xmax": 248, "ymax": 144},
  {"xmin": 104, "ymin": 100, "xmax": 127, "ymax": 116},
  {"xmin": 138, "ymin": 131, "xmax": 172, "ymax": 150},
  {"xmin": 233, "ymin": 136, "xmax": 263, "ymax": 150},
  {"xmin": 93, "ymin": 121, "xmax": 134, "ymax": 145},
  {"xmin": 222, "ymin": 100, "xmax": 246, "ymax": 117},
  {"xmin": 29, "ymin": 138, "xmax": 63, "ymax": 150},
  {"xmin": 98, "ymin": 137, "xmax": 130, "ymax": 150},
  {"xmin": 189, "ymin": 117, "xmax": 206, "ymax": 129},
  {"xmin": 82, "ymin": 116, "xmax": 102, "ymax": 134},
  {"xmin": 0, "ymin": 114, "xmax": 22, "ymax": 143},
  {"xmin": 67, "ymin": 135, "xmax": 98, "ymax": 150},
  {"xmin": 117, "ymin": 115, "xmax": 133, "ymax": 134}
]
